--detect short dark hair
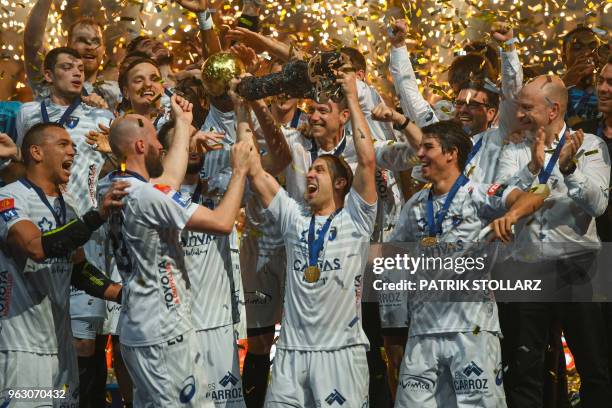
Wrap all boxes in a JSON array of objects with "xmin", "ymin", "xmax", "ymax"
[
  {"xmin": 463, "ymin": 41, "xmax": 499, "ymax": 79},
  {"xmin": 118, "ymin": 53, "xmax": 160, "ymax": 91},
  {"xmin": 21, "ymin": 123, "xmax": 65, "ymax": 165},
  {"xmin": 175, "ymin": 77, "xmax": 209, "ymax": 129},
  {"xmin": 420, "ymin": 120, "xmax": 473, "ymax": 171},
  {"xmin": 157, "ymin": 120, "xmax": 175, "ymax": 150},
  {"xmin": 67, "ymin": 17, "xmax": 104, "ymax": 43},
  {"xmin": 457, "ymin": 81, "xmax": 500, "ymax": 111},
  {"xmin": 448, "ymin": 53, "xmax": 497, "ymax": 93},
  {"xmin": 44, "ymin": 47, "xmax": 81, "ymax": 72},
  {"xmin": 340, "ymin": 47, "xmax": 367, "ymax": 73},
  {"xmin": 318, "ymin": 154, "xmax": 353, "ymax": 197}
]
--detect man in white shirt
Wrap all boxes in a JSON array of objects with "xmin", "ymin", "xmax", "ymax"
[
  {"xmin": 242, "ymin": 68, "xmax": 378, "ymax": 407},
  {"xmin": 495, "ymin": 74, "xmax": 612, "ymax": 407},
  {"xmin": 105, "ymin": 99, "xmax": 254, "ymax": 407}
]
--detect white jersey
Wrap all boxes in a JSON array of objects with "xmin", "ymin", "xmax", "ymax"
[
  {"xmin": 390, "ymin": 180, "xmax": 518, "ymax": 336},
  {"xmin": 0, "ymin": 180, "xmax": 77, "ymax": 354},
  {"xmin": 495, "ymin": 126, "xmax": 610, "ymax": 261},
  {"xmin": 178, "ymin": 183, "xmax": 235, "ymax": 330},
  {"xmin": 106, "ymin": 172, "xmax": 198, "ymax": 347},
  {"xmin": 16, "ymin": 98, "xmax": 114, "ymax": 216},
  {"xmin": 265, "ymin": 188, "xmax": 376, "ymax": 350}
]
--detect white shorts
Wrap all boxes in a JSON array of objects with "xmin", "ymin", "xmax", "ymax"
[
  {"xmin": 241, "ymin": 243, "xmax": 285, "ymax": 330},
  {"xmin": 265, "ymin": 346, "xmax": 369, "ymax": 408},
  {"xmin": 0, "ymin": 350, "xmax": 79, "ymax": 407},
  {"xmin": 71, "ymin": 317, "xmax": 103, "ymax": 340},
  {"xmin": 120, "ymin": 331, "xmax": 214, "ymax": 408},
  {"xmin": 196, "ymin": 325, "xmax": 245, "ymax": 407},
  {"xmin": 395, "ymin": 332, "xmax": 506, "ymax": 408}
]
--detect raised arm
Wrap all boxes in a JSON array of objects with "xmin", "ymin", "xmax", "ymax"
[
  {"xmin": 174, "ymin": 0, "xmax": 221, "ymax": 59},
  {"xmin": 337, "ymin": 69, "xmax": 377, "ymax": 204},
  {"xmin": 225, "ymin": 27, "xmax": 296, "ymax": 62},
  {"xmin": 152, "ymin": 95, "xmax": 193, "ymax": 190},
  {"xmin": 185, "ymin": 142, "xmax": 253, "ymax": 234},
  {"xmin": 24, "ymin": 0, "xmax": 52, "ymax": 89},
  {"xmin": 388, "ymin": 19, "xmax": 439, "ymax": 128},
  {"xmin": 249, "ymin": 99, "xmax": 292, "ymax": 175}
]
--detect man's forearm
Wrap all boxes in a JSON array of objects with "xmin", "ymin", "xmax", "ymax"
[
  {"xmin": 200, "ymin": 27, "xmax": 221, "ymax": 60},
  {"xmin": 506, "ymin": 190, "xmax": 545, "ymax": 220},
  {"xmin": 348, "ymin": 95, "xmax": 375, "ymax": 167},
  {"xmin": 24, "ymin": 0, "xmax": 51, "ymax": 82},
  {"xmin": 159, "ymin": 118, "xmax": 191, "ymax": 189},
  {"xmin": 250, "ymin": 102, "xmax": 291, "ymax": 175},
  {"xmin": 213, "ymin": 170, "xmax": 247, "ymax": 230},
  {"xmin": 235, "ymin": 104, "xmax": 254, "ymax": 144}
]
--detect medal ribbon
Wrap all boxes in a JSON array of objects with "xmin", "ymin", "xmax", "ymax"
[
  {"xmin": 40, "ymin": 97, "xmax": 81, "ymax": 127},
  {"xmin": 538, "ymin": 133, "xmax": 566, "ymax": 184},
  {"xmin": 464, "ymin": 137, "xmax": 483, "ymax": 171},
  {"xmin": 426, "ymin": 174, "xmax": 468, "ymax": 237},
  {"xmin": 309, "ymin": 135, "xmax": 347, "ymax": 163},
  {"xmin": 19, "ymin": 178, "xmax": 66, "ymax": 227},
  {"xmin": 308, "ymin": 208, "xmax": 342, "ymax": 268}
]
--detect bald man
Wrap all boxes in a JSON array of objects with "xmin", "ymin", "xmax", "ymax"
[
  {"xmin": 100, "ymin": 97, "xmax": 255, "ymax": 407},
  {"xmin": 496, "ymin": 75, "xmax": 612, "ymax": 407}
]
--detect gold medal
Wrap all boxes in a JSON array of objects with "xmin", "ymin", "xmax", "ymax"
[
  {"xmin": 420, "ymin": 236, "xmax": 438, "ymax": 247},
  {"xmin": 304, "ymin": 266, "xmax": 321, "ymax": 283},
  {"xmin": 530, "ymin": 184, "xmax": 551, "ymax": 198}
]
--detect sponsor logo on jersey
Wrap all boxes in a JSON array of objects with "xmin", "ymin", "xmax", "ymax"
[
  {"xmin": 172, "ymin": 191, "xmax": 190, "ymax": 208},
  {"xmin": 453, "ymin": 361, "xmax": 489, "ymax": 394},
  {"xmin": 158, "ymin": 258, "xmax": 180, "ymax": 308},
  {"xmin": 486, "ymin": 183, "xmax": 506, "ymax": 197},
  {"xmin": 495, "ymin": 363, "xmax": 504, "ymax": 386},
  {"xmin": 399, "ymin": 374, "xmax": 435, "ymax": 392},
  {"xmin": 153, "ymin": 184, "xmax": 172, "ymax": 194},
  {"xmin": 206, "ymin": 372, "xmax": 243, "ymax": 402},
  {"xmin": 219, "ymin": 371, "xmax": 239, "ymax": 387},
  {"xmin": 325, "ymin": 389, "xmax": 346, "ymax": 405},
  {"xmin": 179, "ymin": 375, "xmax": 196, "ymax": 403},
  {"xmin": 0, "ymin": 199, "xmax": 17, "ymax": 222},
  {"xmin": 0, "ymin": 269, "xmax": 13, "ymax": 317},
  {"xmin": 293, "ymin": 258, "xmax": 341, "ymax": 274},
  {"xmin": 38, "ymin": 216, "xmax": 54, "ymax": 232},
  {"xmin": 180, "ymin": 231, "xmax": 215, "ymax": 249},
  {"xmin": 65, "ymin": 116, "xmax": 80, "ymax": 129}
]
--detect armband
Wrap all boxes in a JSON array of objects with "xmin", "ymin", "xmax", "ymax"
[
  {"xmin": 41, "ymin": 210, "xmax": 105, "ymax": 259},
  {"xmin": 237, "ymin": 14, "xmax": 260, "ymax": 32},
  {"xmin": 393, "ymin": 116, "xmax": 411, "ymax": 131},
  {"xmin": 70, "ymin": 261, "xmax": 113, "ymax": 300}
]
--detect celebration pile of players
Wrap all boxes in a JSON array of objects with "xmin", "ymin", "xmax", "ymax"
[{"xmin": 0, "ymin": 0, "xmax": 611, "ymax": 406}]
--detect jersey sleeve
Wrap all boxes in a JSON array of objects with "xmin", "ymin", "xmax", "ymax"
[
  {"xmin": 135, "ymin": 184, "xmax": 199, "ymax": 230},
  {"xmin": 0, "ymin": 188, "xmax": 30, "ymax": 240},
  {"xmin": 264, "ymin": 188, "xmax": 301, "ymax": 238},
  {"xmin": 467, "ymin": 182, "xmax": 519, "ymax": 220},
  {"xmin": 345, "ymin": 188, "xmax": 377, "ymax": 237}
]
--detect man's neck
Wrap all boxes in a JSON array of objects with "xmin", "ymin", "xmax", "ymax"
[
  {"xmin": 84, "ymin": 70, "xmax": 97, "ymax": 85},
  {"xmin": 131, "ymin": 102, "xmax": 156, "ymax": 117},
  {"xmin": 183, "ymin": 172, "xmax": 199, "ymax": 186},
  {"xmin": 271, "ymin": 104, "xmax": 296, "ymax": 126},
  {"xmin": 50, "ymin": 90, "xmax": 78, "ymax": 106},
  {"xmin": 26, "ymin": 169, "xmax": 60, "ymax": 196},
  {"xmin": 311, "ymin": 199, "xmax": 342, "ymax": 217},
  {"xmin": 125, "ymin": 159, "xmax": 150, "ymax": 181},
  {"xmin": 314, "ymin": 129, "xmax": 343, "ymax": 152},
  {"xmin": 432, "ymin": 168, "xmax": 462, "ymax": 196},
  {"xmin": 544, "ymin": 120, "xmax": 566, "ymax": 147}
]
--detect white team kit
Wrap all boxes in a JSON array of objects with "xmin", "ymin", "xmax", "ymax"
[
  {"xmin": 390, "ymin": 180, "xmax": 515, "ymax": 407},
  {"xmin": 263, "ymin": 187, "xmax": 376, "ymax": 407},
  {"xmin": 16, "ymin": 98, "xmax": 116, "ymax": 340},
  {"xmin": 0, "ymin": 180, "xmax": 80, "ymax": 407},
  {"xmin": 179, "ymin": 183, "xmax": 245, "ymax": 407}
]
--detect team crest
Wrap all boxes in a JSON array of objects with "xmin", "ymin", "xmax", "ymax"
[
  {"xmin": 0, "ymin": 198, "xmax": 18, "ymax": 222},
  {"xmin": 65, "ymin": 116, "xmax": 80, "ymax": 129},
  {"xmin": 328, "ymin": 226, "xmax": 337, "ymax": 241}
]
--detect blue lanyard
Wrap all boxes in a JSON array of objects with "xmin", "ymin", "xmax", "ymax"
[
  {"xmin": 426, "ymin": 174, "xmax": 468, "ymax": 237},
  {"xmin": 464, "ymin": 137, "xmax": 483, "ymax": 172},
  {"xmin": 290, "ymin": 109, "xmax": 303, "ymax": 129},
  {"xmin": 109, "ymin": 169, "xmax": 147, "ymax": 183},
  {"xmin": 19, "ymin": 178, "xmax": 66, "ymax": 227},
  {"xmin": 538, "ymin": 133, "xmax": 566, "ymax": 184},
  {"xmin": 571, "ymin": 90, "xmax": 594, "ymax": 114},
  {"xmin": 191, "ymin": 181, "xmax": 203, "ymax": 204},
  {"xmin": 308, "ymin": 208, "xmax": 342, "ymax": 267},
  {"xmin": 309, "ymin": 135, "xmax": 347, "ymax": 163},
  {"xmin": 40, "ymin": 98, "xmax": 81, "ymax": 127}
]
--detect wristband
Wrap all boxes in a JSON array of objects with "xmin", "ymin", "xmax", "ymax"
[
  {"xmin": 71, "ymin": 261, "xmax": 113, "ymax": 300},
  {"xmin": 82, "ymin": 209, "xmax": 105, "ymax": 231},
  {"xmin": 238, "ymin": 14, "xmax": 260, "ymax": 32},
  {"xmin": 501, "ymin": 37, "xmax": 518, "ymax": 51},
  {"xmin": 197, "ymin": 11, "xmax": 213, "ymax": 31},
  {"xmin": 393, "ymin": 116, "xmax": 411, "ymax": 131},
  {"xmin": 560, "ymin": 162, "xmax": 577, "ymax": 176}
]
